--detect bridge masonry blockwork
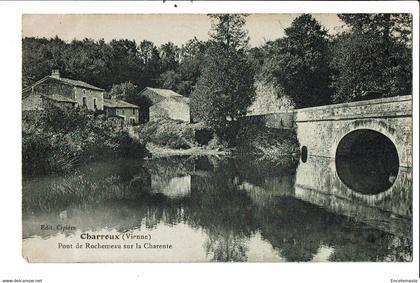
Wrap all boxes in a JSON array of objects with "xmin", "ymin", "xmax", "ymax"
[
  {"xmin": 295, "ymin": 95, "xmax": 413, "ymax": 168},
  {"xmin": 246, "ymin": 96, "xmax": 413, "ymax": 216},
  {"xmin": 291, "ymin": 95, "xmax": 413, "ymax": 217}
]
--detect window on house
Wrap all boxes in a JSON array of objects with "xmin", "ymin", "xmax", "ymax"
[
  {"xmin": 93, "ymin": 98, "xmax": 97, "ymax": 110},
  {"xmin": 130, "ymin": 118, "xmax": 135, "ymax": 125},
  {"xmin": 133, "ymin": 108, "xmax": 135, "ymax": 115},
  {"xmin": 82, "ymin": 97, "xmax": 87, "ymax": 107}
]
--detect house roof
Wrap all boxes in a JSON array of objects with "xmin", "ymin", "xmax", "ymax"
[
  {"xmin": 103, "ymin": 98, "xmax": 139, "ymax": 109},
  {"xmin": 22, "ymin": 75, "xmax": 105, "ymax": 93},
  {"xmin": 138, "ymin": 87, "xmax": 185, "ymax": 105},
  {"xmin": 143, "ymin": 87, "xmax": 183, "ymax": 98},
  {"xmin": 53, "ymin": 77, "xmax": 104, "ymax": 91},
  {"xmin": 42, "ymin": 94, "xmax": 77, "ymax": 104}
]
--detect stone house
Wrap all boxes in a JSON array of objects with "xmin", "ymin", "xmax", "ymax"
[
  {"xmin": 22, "ymin": 93, "xmax": 77, "ymax": 111},
  {"xmin": 103, "ymin": 98, "xmax": 140, "ymax": 125},
  {"xmin": 137, "ymin": 87, "xmax": 190, "ymax": 122},
  {"xmin": 149, "ymin": 96, "xmax": 191, "ymax": 122},
  {"xmin": 22, "ymin": 70, "xmax": 105, "ymax": 111}
]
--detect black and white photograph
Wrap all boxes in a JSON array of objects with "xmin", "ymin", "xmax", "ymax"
[
  {"xmin": 0, "ymin": 1, "xmax": 418, "ymax": 282},
  {"xmin": 20, "ymin": 12, "xmax": 414, "ymax": 263}
]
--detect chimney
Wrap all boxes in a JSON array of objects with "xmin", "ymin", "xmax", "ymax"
[{"xmin": 51, "ymin": 69, "xmax": 60, "ymax": 79}]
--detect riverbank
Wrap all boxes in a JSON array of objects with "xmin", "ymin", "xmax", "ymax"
[
  {"xmin": 22, "ymin": 107, "xmax": 299, "ymax": 176},
  {"xmin": 235, "ymin": 122, "xmax": 300, "ymax": 162},
  {"xmin": 145, "ymin": 143, "xmax": 229, "ymax": 158},
  {"xmin": 22, "ymin": 106, "xmax": 148, "ymax": 176},
  {"xmin": 137, "ymin": 120, "xmax": 299, "ymax": 163}
]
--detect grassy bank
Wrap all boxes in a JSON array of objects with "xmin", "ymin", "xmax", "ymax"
[
  {"xmin": 131, "ymin": 117, "xmax": 299, "ymax": 162},
  {"xmin": 145, "ymin": 143, "xmax": 229, "ymax": 158},
  {"xmin": 132, "ymin": 118, "xmax": 227, "ymax": 157},
  {"xmin": 235, "ymin": 121, "xmax": 300, "ymax": 162},
  {"xmin": 22, "ymin": 106, "xmax": 148, "ymax": 176}
]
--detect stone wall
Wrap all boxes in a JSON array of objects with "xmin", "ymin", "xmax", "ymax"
[
  {"xmin": 29, "ymin": 79, "xmax": 104, "ymax": 111},
  {"xmin": 115, "ymin": 108, "xmax": 139, "ymax": 124},
  {"xmin": 295, "ymin": 95, "xmax": 411, "ymax": 122},
  {"xmin": 22, "ymin": 95, "xmax": 75, "ymax": 111},
  {"xmin": 33, "ymin": 81, "xmax": 74, "ymax": 99},
  {"xmin": 74, "ymin": 87, "xmax": 104, "ymax": 111},
  {"xmin": 150, "ymin": 98, "xmax": 190, "ymax": 122}
]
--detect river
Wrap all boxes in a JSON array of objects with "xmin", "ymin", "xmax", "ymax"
[{"xmin": 22, "ymin": 154, "xmax": 412, "ymax": 262}]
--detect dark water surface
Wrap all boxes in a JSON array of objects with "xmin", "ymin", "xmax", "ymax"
[{"xmin": 22, "ymin": 154, "xmax": 412, "ymax": 262}]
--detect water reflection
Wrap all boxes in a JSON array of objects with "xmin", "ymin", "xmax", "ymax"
[
  {"xmin": 22, "ymin": 154, "xmax": 412, "ymax": 262},
  {"xmin": 296, "ymin": 155, "xmax": 412, "ymax": 218}
]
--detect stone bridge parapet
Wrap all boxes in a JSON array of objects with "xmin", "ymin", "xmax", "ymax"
[{"xmin": 254, "ymin": 95, "xmax": 412, "ymax": 168}]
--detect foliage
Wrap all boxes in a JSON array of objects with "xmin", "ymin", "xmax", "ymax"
[
  {"xmin": 22, "ymin": 106, "xmax": 148, "ymax": 176},
  {"xmin": 106, "ymin": 81, "xmax": 140, "ymax": 104},
  {"xmin": 157, "ymin": 70, "xmax": 182, "ymax": 92},
  {"xmin": 235, "ymin": 120, "xmax": 300, "ymax": 163},
  {"xmin": 159, "ymin": 42, "xmax": 181, "ymax": 73},
  {"xmin": 22, "ymin": 14, "xmax": 413, "ymax": 108},
  {"xmin": 191, "ymin": 14, "xmax": 255, "ymax": 144},
  {"xmin": 247, "ymin": 81, "xmax": 295, "ymax": 115},
  {"xmin": 330, "ymin": 14, "xmax": 412, "ymax": 102},
  {"xmin": 136, "ymin": 118, "xmax": 196, "ymax": 149},
  {"xmin": 22, "ymin": 37, "xmax": 208, "ymax": 97},
  {"xmin": 261, "ymin": 14, "xmax": 333, "ymax": 108},
  {"xmin": 157, "ymin": 38, "xmax": 209, "ymax": 96}
]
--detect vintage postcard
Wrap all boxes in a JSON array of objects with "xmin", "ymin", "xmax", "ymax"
[{"xmin": 21, "ymin": 12, "xmax": 414, "ymax": 264}]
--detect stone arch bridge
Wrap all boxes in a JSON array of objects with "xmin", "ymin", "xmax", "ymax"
[
  {"xmin": 251, "ymin": 95, "xmax": 412, "ymax": 167},
  {"xmin": 250, "ymin": 95, "xmax": 412, "ymax": 217},
  {"xmin": 294, "ymin": 95, "xmax": 412, "ymax": 168}
]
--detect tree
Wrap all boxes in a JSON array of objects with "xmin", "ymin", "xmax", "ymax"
[
  {"xmin": 191, "ymin": 14, "xmax": 255, "ymax": 144},
  {"xmin": 21, "ymin": 36, "xmax": 202, "ymax": 96},
  {"xmin": 247, "ymin": 81, "xmax": 294, "ymax": 115},
  {"xmin": 22, "ymin": 37, "xmax": 145, "ymax": 91},
  {"xmin": 176, "ymin": 38, "xmax": 209, "ymax": 96},
  {"xmin": 159, "ymin": 42, "xmax": 180, "ymax": 73},
  {"xmin": 157, "ymin": 38, "xmax": 209, "ymax": 96},
  {"xmin": 330, "ymin": 14, "xmax": 412, "ymax": 102},
  {"xmin": 107, "ymin": 82, "xmax": 139, "ymax": 103},
  {"xmin": 65, "ymin": 38, "xmax": 114, "ymax": 89},
  {"xmin": 22, "ymin": 36, "xmax": 68, "ymax": 88},
  {"xmin": 261, "ymin": 14, "xmax": 333, "ymax": 108},
  {"xmin": 138, "ymin": 40, "xmax": 161, "ymax": 89},
  {"xmin": 157, "ymin": 70, "xmax": 182, "ymax": 91}
]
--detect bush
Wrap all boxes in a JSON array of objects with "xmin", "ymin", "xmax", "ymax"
[
  {"xmin": 22, "ymin": 106, "xmax": 148, "ymax": 176},
  {"xmin": 22, "ymin": 131, "xmax": 53, "ymax": 175},
  {"xmin": 235, "ymin": 120, "xmax": 300, "ymax": 162},
  {"xmin": 116, "ymin": 132, "xmax": 149, "ymax": 157},
  {"xmin": 136, "ymin": 118, "xmax": 195, "ymax": 149}
]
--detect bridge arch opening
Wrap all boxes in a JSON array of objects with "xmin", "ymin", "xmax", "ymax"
[{"xmin": 335, "ymin": 129, "xmax": 399, "ymax": 195}]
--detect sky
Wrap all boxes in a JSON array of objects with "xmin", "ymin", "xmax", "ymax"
[{"xmin": 22, "ymin": 14, "xmax": 344, "ymax": 47}]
